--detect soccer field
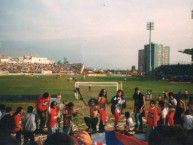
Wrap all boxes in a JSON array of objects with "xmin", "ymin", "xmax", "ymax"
[
  {"xmin": 0, "ymin": 75, "xmax": 193, "ymax": 131},
  {"xmin": 0, "ymin": 75, "xmax": 192, "ymax": 99}
]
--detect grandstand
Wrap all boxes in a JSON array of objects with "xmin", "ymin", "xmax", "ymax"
[
  {"xmin": 0, "ymin": 62, "xmax": 84, "ymax": 75},
  {"xmin": 153, "ymin": 64, "xmax": 193, "ymax": 82},
  {"xmin": 178, "ymin": 48, "xmax": 193, "ymax": 64}
]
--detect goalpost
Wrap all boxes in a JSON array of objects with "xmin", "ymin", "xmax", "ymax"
[{"xmin": 74, "ymin": 81, "xmax": 122, "ymax": 100}]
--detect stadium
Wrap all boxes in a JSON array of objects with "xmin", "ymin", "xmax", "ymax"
[{"xmin": 0, "ymin": 49, "xmax": 193, "ymax": 145}]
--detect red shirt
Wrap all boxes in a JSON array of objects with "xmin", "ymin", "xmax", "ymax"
[
  {"xmin": 48, "ymin": 107, "xmax": 58, "ymax": 127},
  {"xmin": 12, "ymin": 114, "xmax": 22, "ymax": 133},
  {"xmin": 147, "ymin": 106, "xmax": 158, "ymax": 127},
  {"xmin": 36, "ymin": 94, "xmax": 50, "ymax": 111}
]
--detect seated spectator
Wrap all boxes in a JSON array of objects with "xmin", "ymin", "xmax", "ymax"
[
  {"xmin": 183, "ymin": 110, "xmax": 193, "ymax": 131},
  {"xmin": 124, "ymin": 111, "xmax": 135, "ymax": 135}
]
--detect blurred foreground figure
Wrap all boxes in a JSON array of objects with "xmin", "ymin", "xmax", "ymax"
[{"xmin": 148, "ymin": 125, "xmax": 193, "ymax": 145}]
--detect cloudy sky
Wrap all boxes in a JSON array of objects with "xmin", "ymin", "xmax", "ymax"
[{"xmin": 0, "ymin": 0, "xmax": 193, "ymax": 69}]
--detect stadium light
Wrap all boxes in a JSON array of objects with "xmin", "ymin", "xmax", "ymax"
[{"xmin": 147, "ymin": 22, "xmax": 154, "ymax": 72}]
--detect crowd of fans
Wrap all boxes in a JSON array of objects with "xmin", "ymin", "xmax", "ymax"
[
  {"xmin": 0, "ymin": 63, "xmax": 83, "ymax": 74},
  {"xmin": 0, "ymin": 87, "xmax": 193, "ymax": 145},
  {"xmin": 153, "ymin": 64, "xmax": 193, "ymax": 82}
]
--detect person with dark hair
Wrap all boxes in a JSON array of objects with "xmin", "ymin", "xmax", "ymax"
[
  {"xmin": 145, "ymin": 100, "xmax": 158, "ymax": 141},
  {"xmin": 12, "ymin": 107, "xmax": 24, "ymax": 145},
  {"xmin": 22, "ymin": 106, "xmax": 36, "ymax": 145},
  {"xmin": 44, "ymin": 132, "xmax": 74, "ymax": 145},
  {"xmin": 83, "ymin": 98, "xmax": 99, "ymax": 132},
  {"xmin": 124, "ymin": 111, "xmax": 135, "ymax": 135},
  {"xmin": 167, "ymin": 92, "xmax": 177, "ymax": 126},
  {"xmin": 174, "ymin": 99, "xmax": 186, "ymax": 126},
  {"xmin": 62, "ymin": 102, "xmax": 77, "ymax": 134},
  {"xmin": 47, "ymin": 101, "xmax": 58, "ymax": 136},
  {"xmin": 36, "ymin": 92, "xmax": 51, "ymax": 131},
  {"xmin": 97, "ymin": 89, "xmax": 109, "ymax": 132},
  {"xmin": 133, "ymin": 87, "xmax": 146, "ymax": 130},
  {"xmin": 111, "ymin": 89, "xmax": 126, "ymax": 130},
  {"xmin": 186, "ymin": 97, "xmax": 193, "ymax": 115},
  {"xmin": 158, "ymin": 100, "xmax": 168, "ymax": 125},
  {"xmin": 148, "ymin": 125, "xmax": 193, "ymax": 145},
  {"xmin": 0, "ymin": 107, "xmax": 13, "ymax": 137}
]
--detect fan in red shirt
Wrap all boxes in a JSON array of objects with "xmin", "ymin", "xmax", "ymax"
[
  {"xmin": 145, "ymin": 100, "xmax": 158, "ymax": 141},
  {"xmin": 12, "ymin": 107, "xmax": 24, "ymax": 145},
  {"xmin": 47, "ymin": 101, "xmax": 58, "ymax": 136},
  {"xmin": 36, "ymin": 92, "xmax": 51, "ymax": 131}
]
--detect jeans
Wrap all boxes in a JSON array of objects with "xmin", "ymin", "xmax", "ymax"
[
  {"xmin": 23, "ymin": 131, "xmax": 34, "ymax": 145},
  {"xmin": 48, "ymin": 126, "xmax": 58, "ymax": 136},
  {"xmin": 134, "ymin": 112, "xmax": 143, "ymax": 130},
  {"xmin": 63, "ymin": 125, "xmax": 72, "ymax": 135}
]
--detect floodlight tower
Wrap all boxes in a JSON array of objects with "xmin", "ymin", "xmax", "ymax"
[{"xmin": 147, "ymin": 22, "xmax": 154, "ymax": 72}]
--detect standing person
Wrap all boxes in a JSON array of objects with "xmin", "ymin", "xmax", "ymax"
[
  {"xmin": 167, "ymin": 92, "xmax": 177, "ymax": 126},
  {"xmin": 183, "ymin": 90, "xmax": 189, "ymax": 100},
  {"xmin": 124, "ymin": 111, "xmax": 135, "ymax": 135},
  {"xmin": 12, "ymin": 107, "xmax": 24, "ymax": 145},
  {"xmin": 145, "ymin": 100, "xmax": 158, "ymax": 141},
  {"xmin": 186, "ymin": 97, "xmax": 193, "ymax": 115},
  {"xmin": 133, "ymin": 87, "xmax": 146, "ymax": 130},
  {"xmin": 111, "ymin": 89, "xmax": 126, "ymax": 130},
  {"xmin": 163, "ymin": 90, "xmax": 168, "ymax": 100},
  {"xmin": 47, "ymin": 101, "xmax": 58, "ymax": 136},
  {"xmin": 158, "ymin": 100, "xmax": 168, "ymax": 125},
  {"xmin": 36, "ymin": 92, "xmax": 51, "ymax": 131},
  {"xmin": 174, "ymin": 99, "xmax": 186, "ymax": 126},
  {"xmin": 97, "ymin": 89, "xmax": 109, "ymax": 132},
  {"xmin": 56, "ymin": 93, "xmax": 64, "ymax": 129},
  {"xmin": 62, "ymin": 102, "xmax": 77, "ymax": 135},
  {"xmin": 83, "ymin": 98, "xmax": 99, "ymax": 132},
  {"xmin": 22, "ymin": 106, "xmax": 36, "ymax": 145},
  {"xmin": 0, "ymin": 107, "xmax": 13, "ymax": 137}
]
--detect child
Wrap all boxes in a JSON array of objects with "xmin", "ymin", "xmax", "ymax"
[
  {"xmin": 167, "ymin": 92, "xmax": 177, "ymax": 126},
  {"xmin": 83, "ymin": 98, "xmax": 99, "ymax": 132},
  {"xmin": 146, "ymin": 100, "xmax": 158, "ymax": 141},
  {"xmin": 63, "ymin": 102, "xmax": 77, "ymax": 135},
  {"xmin": 12, "ymin": 107, "xmax": 24, "ymax": 145},
  {"xmin": 124, "ymin": 111, "xmax": 135, "ymax": 135},
  {"xmin": 23, "ymin": 106, "xmax": 36, "ymax": 145},
  {"xmin": 158, "ymin": 100, "xmax": 168, "ymax": 125},
  {"xmin": 47, "ymin": 101, "xmax": 58, "ymax": 136}
]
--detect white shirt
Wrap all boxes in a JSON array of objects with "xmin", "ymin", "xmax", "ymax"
[{"xmin": 161, "ymin": 107, "xmax": 168, "ymax": 119}]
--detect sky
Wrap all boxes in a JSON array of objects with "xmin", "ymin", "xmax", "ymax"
[{"xmin": 0, "ymin": 0, "xmax": 193, "ymax": 69}]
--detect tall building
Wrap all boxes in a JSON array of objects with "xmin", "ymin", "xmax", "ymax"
[
  {"xmin": 138, "ymin": 49, "xmax": 145, "ymax": 71},
  {"xmin": 140, "ymin": 43, "xmax": 170, "ymax": 72}
]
